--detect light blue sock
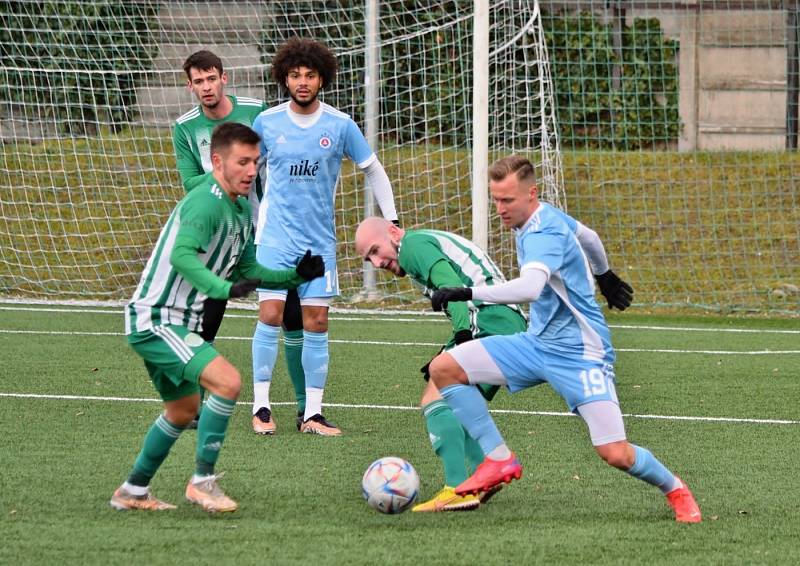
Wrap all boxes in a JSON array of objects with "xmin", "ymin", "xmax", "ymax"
[
  {"xmin": 252, "ymin": 322, "xmax": 280, "ymax": 409},
  {"xmin": 626, "ymin": 445, "xmax": 680, "ymax": 494},
  {"xmin": 302, "ymin": 331, "xmax": 329, "ymax": 389},
  {"xmin": 439, "ymin": 384, "xmax": 504, "ymax": 456}
]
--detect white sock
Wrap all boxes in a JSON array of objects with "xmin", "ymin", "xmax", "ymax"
[
  {"xmin": 487, "ymin": 443, "xmax": 512, "ymax": 461},
  {"xmin": 303, "ymin": 387, "xmax": 324, "ymax": 421},
  {"xmin": 253, "ymin": 381, "xmax": 271, "ymax": 414},
  {"xmin": 122, "ymin": 481, "xmax": 148, "ymax": 496}
]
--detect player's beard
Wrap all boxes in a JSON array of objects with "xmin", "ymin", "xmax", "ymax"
[{"xmin": 290, "ymin": 91, "xmax": 318, "ymax": 108}]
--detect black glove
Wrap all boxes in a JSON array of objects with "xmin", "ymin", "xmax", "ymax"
[
  {"xmin": 419, "ymin": 345, "xmax": 446, "ymax": 382},
  {"xmin": 296, "ymin": 250, "xmax": 325, "ymax": 281},
  {"xmin": 431, "ymin": 287, "xmax": 472, "ymax": 312},
  {"xmin": 453, "ymin": 329, "xmax": 473, "ymax": 345},
  {"xmin": 595, "ymin": 270, "xmax": 633, "ymax": 311},
  {"xmin": 229, "ymin": 278, "xmax": 260, "ymax": 299}
]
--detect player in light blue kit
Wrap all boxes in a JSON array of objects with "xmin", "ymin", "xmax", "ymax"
[
  {"xmin": 428, "ymin": 155, "xmax": 702, "ymax": 523},
  {"xmin": 250, "ymin": 38, "xmax": 398, "ymax": 436}
]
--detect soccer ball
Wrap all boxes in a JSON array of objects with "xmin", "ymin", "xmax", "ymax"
[{"xmin": 361, "ymin": 456, "xmax": 419, "ymax": 514}]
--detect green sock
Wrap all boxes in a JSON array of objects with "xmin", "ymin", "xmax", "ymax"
[
  {"xmin": 423, "ymin": 399, "xmax": 469, "ymax": 487},
  {"xmin": 283, "ymin": 329, "xmax": 306, "ymax": 414},
  {"xmin": 128, "ymin": 414, "xmax": 184, "ymax": 487},
  {"xmin": 464, "ymin": 430, "xmax": 485, "ymax": 474},
  {"xmin": 195, "ymin": 394, "xmax": 236, "ymax": 476}
]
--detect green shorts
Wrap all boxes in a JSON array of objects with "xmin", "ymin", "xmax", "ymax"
[{"xmin": 128, "ymin": 325, "xmax": 219, "ymax": 401}]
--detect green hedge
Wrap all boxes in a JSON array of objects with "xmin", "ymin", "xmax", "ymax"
[
  {"xmin": 0, "ymin": 1, "xmax": 159, "ymax": 135},
  {"xmin": 543, "ymin": 12, "xmax": 680, "ymax": 150},
  {"xmin": 258, "ymin": 6, "xmax": 679, "ymax": 150}
]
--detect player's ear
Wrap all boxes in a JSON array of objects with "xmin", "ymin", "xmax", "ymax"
[
  {"xmin": 221, "ymin": 71, "xmax": 228, "ymax": 86},
  {"xmin": 210, "ymin": 151, "xmax": 222, "ymax": 169}
]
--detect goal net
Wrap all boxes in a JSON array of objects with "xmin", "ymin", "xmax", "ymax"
[
  {"xmin": 1, "ymin": 1, "xmax": 796, "ymax": 315},
  {"xmin": 0, "ymin": 0, "xmax": 562, "ymax": 307}
]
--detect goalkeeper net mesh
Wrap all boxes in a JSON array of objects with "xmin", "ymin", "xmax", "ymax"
[{"xmin": 0, "ymin": 0, "xmax": 797, "ymax": 314}]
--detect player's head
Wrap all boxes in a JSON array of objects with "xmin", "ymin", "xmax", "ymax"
[
  {"xmin": 210, "ymin": 122, "xmax": 260, "ymax": 198},
  {"xmin": 488, "ymin": 155, "xmax": 539, "ymax": 229},
  {"xmin": 355, "ymin": 217, "xmax": 406, "ymax": 276},
  {"xmin": 183, "ymin": 50, "xmax": 228, "ymax": 110},
  {"xmin": 271, "ymin": 38, "xmax": 337, "ymax": 108}
]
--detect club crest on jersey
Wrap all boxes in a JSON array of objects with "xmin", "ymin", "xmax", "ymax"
[{"xmin": 319, "ymin": 133, "xmax": 332, "ymax": 149}]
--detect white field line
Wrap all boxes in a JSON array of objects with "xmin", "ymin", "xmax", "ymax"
[
  {"xmin": 1, "ymin": 328, "xmax": 799, "ymax": 355},
  {"xmin": 0, "ymin": 392, "xmax": 797, "ymax": 426},
  {"xmin": 1, "ymin": 304, "xmax": 799, "ymax": 334}
]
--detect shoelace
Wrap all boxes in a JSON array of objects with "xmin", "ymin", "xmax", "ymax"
[{"xmin": 255, "ymin": 407, "xmax": 272, "ymax": 422}]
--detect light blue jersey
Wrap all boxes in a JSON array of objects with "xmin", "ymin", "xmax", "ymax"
[
  {"xmin": 252, "ymin": 102, "xmax": 375, "ymax": 257},
  {"xmin": 515, "ymin": 203, "xmax": 615, "ymax": 363}
]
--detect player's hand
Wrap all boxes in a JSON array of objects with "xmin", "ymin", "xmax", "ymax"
[
  {"xmin": 453, "ymin": 329, "xmax": 473, "ymax": 345},
  {"xmin": 229, "ymin": 278, "xmax": 260, "ymax": 299},
  {"xmin": 296, "ymin": 250, "xmax": 325, "ymax": 281},
  {"xmin": 431, "ymin": 287, "xmax": 472, "ymax": 312},
  {"xmin": 595, "ymin": 270, "xmax": 633, "ymax": 311}
]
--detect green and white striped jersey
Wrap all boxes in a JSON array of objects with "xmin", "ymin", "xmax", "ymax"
[
  {"xmin": 125, "ymin": 173, "xmax": 255, "ymax": 334},
  {"xmin": 172, "ymin": 95, "xmax": 267, "ymax": 192},
  {"xmin": 399, "ymin": 229, "xmax": 508, "ymax": 294}
]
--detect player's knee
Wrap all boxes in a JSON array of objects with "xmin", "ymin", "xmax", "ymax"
[
  {"xmin": 595, "ymin": 442, "xmax": 634, "ymax": 470},
  {"xmin": 217, "ymin": 370, "xmax": 242, "ymax": 400},
  {"xmin": 259, "ymin": 301, "xmax": 284, "ymax": 326},
  {"xmin": 429, "ymin": 354, "xmax": 464, "ymax": 388}
]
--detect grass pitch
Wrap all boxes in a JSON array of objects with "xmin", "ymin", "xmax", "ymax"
[{"xmin": 1, "ymin": 305, "xmax": 798, "ymax": 565}]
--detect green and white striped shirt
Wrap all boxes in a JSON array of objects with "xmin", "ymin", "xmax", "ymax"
[{"xmin": 126, "ymin": 174, "xmax": 255, "ymax": 334}]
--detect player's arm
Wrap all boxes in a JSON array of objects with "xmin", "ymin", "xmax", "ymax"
[
  {"xmin": 236, "ymin": 235, "xmax": 323, "ymax": 290},
  {"xmin": 574, "ymin": 221, "xmax": 633, "ymax": 310},
  {"xmin": 172, "ymin": 123, "xmax": 206, "ymax": 193},
  {"xmin": 170, "ymin": 233, "xmax": 235, "ymax": 299},
  {"xmin": 431, "ymin": 267, "xmax": 549, "ymax": 312},
  {"xmin": 347, "ymin": 119, "xmax": 399, "ymax": 224},
  {"xmin": 428, "ymin": 260, "xmax": 474, "ymax": 345}
]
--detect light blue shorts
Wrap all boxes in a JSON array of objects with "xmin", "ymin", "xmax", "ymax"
[
  {"xmin": 255, "ymin": 246, "xmax": 338, "ymax": 299},
  {"xmin": 450, "ymin": 332, "xmax": 618, "ymax": 412}
]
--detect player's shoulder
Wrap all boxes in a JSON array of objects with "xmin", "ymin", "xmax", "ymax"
[
  {"xmin": 320, "ymin": 102, "xmax": 352, "ymax": 122},
  {"xmin": 254, "ymin": 101, "xmax": 290, "ymax": 122},
  {"xmin": 184, "ymin": 176, "xmax": 225, "ymax": 203},
  {"xmin": 523, "ymin": 203, "xmax": 571, "ymax": 236},
  {"xmin": 175, "ymin": 105, "xmax": 202, "ymax": 126},
  {"xmin": 234, "ymin": 95, "xmax": 265, "ymax": 108}
]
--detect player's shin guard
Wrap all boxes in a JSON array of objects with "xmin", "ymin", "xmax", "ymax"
[
  {"xmin": 439, "ymin": 384, "xmax": 505, "ymax": 456},
  {"xmin": 423, "ymin": 400, "xmax": 469, "ymax": 486},
  {"xmin": 252, "ymin": 322, "xmax": 280, "ymax": 413},
  {"xmin": 283, "ymin": 329, "xmax": 306, "ymax": 414},
  {"xmin": 195, "ymin": 395, "xmax": 236, "ymax": 476},
  {"xmin": 128, "ymin": 414, "xmax": 185, "ymax": 486},
  {"xmin": 626, "ymin": 445, "xmax": 680, "ymax": 494}
]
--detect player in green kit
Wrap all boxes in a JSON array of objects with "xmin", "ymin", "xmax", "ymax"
[
  {"xmin": 355, "ymin": 217, "xmax": 527, "ymax": 512},
  {"xmin": 173, "ymin": 51, "xmax": 309, "ymax": 429},
  {"xmin": 111, "ymin": 123, "xmax": 324, "ymax": 513}
]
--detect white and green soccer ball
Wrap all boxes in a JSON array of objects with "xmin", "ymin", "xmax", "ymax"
[{"xmin": 361, "ymin": 456, "xmax": 419, "ymax": 514}]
